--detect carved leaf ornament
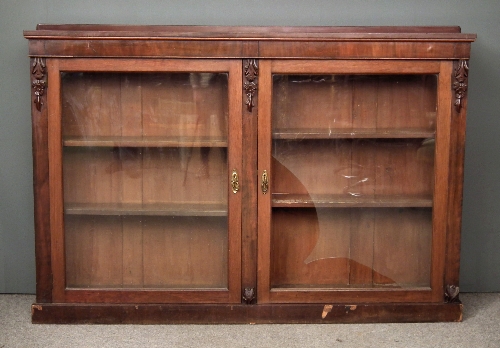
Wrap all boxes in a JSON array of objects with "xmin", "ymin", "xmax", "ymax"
[
  {"xmin": 453, "ymin": 60, "xmax": 469, "ymax": 113},
  {"xmin": 32, "ymin": 58, "xmax": 47, "ymax": 111},
  {"xmin": 244, "ymin": 59, "xmax": 258, "ymax": 112}
]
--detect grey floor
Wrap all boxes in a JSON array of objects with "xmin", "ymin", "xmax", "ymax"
[{"xmin": 1, "ymin": 293, "xmax": 499, "ymax": 348}]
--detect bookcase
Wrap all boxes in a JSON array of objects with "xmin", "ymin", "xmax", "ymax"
[{"xmin": 25, "ymin": 25, "xmax": 475, "ymax": 323}]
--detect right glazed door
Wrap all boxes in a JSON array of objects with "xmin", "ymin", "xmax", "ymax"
[{"xmin": 258, "ymin": 60, "xmax": 453, "ymax": 303}]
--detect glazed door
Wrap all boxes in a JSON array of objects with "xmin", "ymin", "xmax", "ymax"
[
  {"xmin": 47, "ymin": 59, "xmax": 242, "ymax": 303},
  {"xmin": 258, "ymin": 60, "xmax": 453, "ymax": 303}
]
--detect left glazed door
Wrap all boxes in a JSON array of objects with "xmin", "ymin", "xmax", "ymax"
[{"xmin": 46, "ymin": 59, "xmax": 242, "ymax": 304}]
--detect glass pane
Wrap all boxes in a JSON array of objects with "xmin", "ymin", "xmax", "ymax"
[
  {"xmin": 270, "ymin": 74, "xmax": 437, "ymax": 289},
  {"xmin": 61, "ymin": 72, "xmax": 229, "ymax": 289}
]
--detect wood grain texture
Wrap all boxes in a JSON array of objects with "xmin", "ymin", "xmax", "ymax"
[
  {"xmin": 24, "ymin": 26, "xmax": 475, "ymax": 59},
  {"xmin": 46, "ymin": 59, "xmax": 65, "ymax": 302},
  {"xmin": 226, "ymin": 60, "xmax": 243, "ymax": 303},
  {"xmin": 26, "ymin": 24, "xmax": 470, "ymax": 39},
  {"xmin": 31, "ymin": 302, "xmax": 463, "ymax": 324},
  {"xmin": 445, "ymin": 60, "xmax": 468, "ymax": 292},
  {"xmin": 256, "ymin": 60, "xmax": 273, "ymax": 304},
  {"xmin": 31, "ymin": 57, "xmax": 52, "ymax": 303},
  {"xmin": 430, "ymin": 61, "xmax": 453, "ymax": 301},
  {"xmin": 241, "ymin": 58, "xmax": 259, "ymax": 301}
]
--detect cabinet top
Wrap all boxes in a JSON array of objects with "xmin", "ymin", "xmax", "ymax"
[
  {"xmin": 25, "ymin": 24, "xmax": 476, "ymax": 41},
  {"xmin": 24, "ymin": 25, "xmax": 476, "ymax": 59}
]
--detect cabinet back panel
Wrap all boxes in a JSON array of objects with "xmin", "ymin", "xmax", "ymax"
[
  {"xmin": 270, "ymin": 208, "xmax": 432, "ymax": 288},
  {"xmin": 65, "ymin": 215, "xmax": 228, "ymax": 289},
  {"xmin": 61, "ymin": 72, "xmax": 229, "ymax": 139},
  {"xmin": 272, "ymin": 139, "xmax": 434, "ymax": 197},
  {"xmin": 272, "ymin": 74, "xmax": 437, "ymax": 132},
  {"xmin": 63, "ymin": 147, "xmax": 227, "ymax": 205}
]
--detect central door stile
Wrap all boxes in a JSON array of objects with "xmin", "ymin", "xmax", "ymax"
[{"xmin": 241, "ymin": 58, "xmax": 260, "ymax": 304}]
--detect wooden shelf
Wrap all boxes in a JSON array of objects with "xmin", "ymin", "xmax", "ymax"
[
  {"xmin": 64, "ymin": 202, "xmax": 228, "ymax": 217},
  {"xmin": 271, "ymin": 283, "xmax": 431, "ymax": 290},
  {"xmin": 272, "ymin": 128, "xmax": 435, "ymax": 140},
  {"xmin": 272, "ymin": 193, "xmax": 433, "ymax": 208},
  {"xmin": 63, "ymin": 136, "xmax": 228, "ymax": 148}
]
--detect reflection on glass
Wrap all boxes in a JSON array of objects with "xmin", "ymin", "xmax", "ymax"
[
  {"xmin": 61, "ymin": 72, "xmax": 229, "ymax": 289},
  {"xmin": 270, "ymin": 74, "xmax": 437, "ymax": 289}
]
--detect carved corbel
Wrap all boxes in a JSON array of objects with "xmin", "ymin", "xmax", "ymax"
[
  {"xmin": 242, "ymin": 287, "xmax": 256, "ymax": 304},
  {"xmin": 244, "ymin": 59, "xmax": 258, "ymax": 112},
  {"xmin": 31, "ymin": 58, "xmax": 47, "ymax": 111},
  {"xmin": 453, "ymin": 59, "xmax": 469, "ymax": 113},
  {"xmin": 445, "ymin": 285, "xmax": 460, "ymax": 303}
]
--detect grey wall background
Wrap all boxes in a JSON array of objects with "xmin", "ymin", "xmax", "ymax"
[{"xmin": 0, "ymin": 0, "xmax": 499, "ymax": 293}]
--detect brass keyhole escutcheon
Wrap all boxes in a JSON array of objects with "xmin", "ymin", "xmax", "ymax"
[
  {"xmin": 261, "ymin": 170, "xmax": 269, "ymax": 194},
  {"xmin": 231, "ymin": 169, "xmax": 239, "ymax": 194}
]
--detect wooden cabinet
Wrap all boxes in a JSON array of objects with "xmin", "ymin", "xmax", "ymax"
[{"xmin": 25, "ymin": 25, "xmax": 475, "ymax": 323}]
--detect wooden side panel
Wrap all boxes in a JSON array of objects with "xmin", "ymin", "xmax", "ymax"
[
  {"xmin": 47, "ymin": 59, "xmax": 65, "ymax": 301},
  {"xmin": 31, "ymin": 57, "xmax": 52, "ymax": 302}
]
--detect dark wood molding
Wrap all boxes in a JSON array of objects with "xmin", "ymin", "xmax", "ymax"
[
  {"xmin": 31, "ymin": 58, "xmax": 47, "ymax": 111},
  {"xmin": 25, "ymin": 25, "xmax": 474, "ymax": 40},
  {"xmin": 453, "ymin": 59, "xmax": 469, "ymax": 113},
  {"xmin": 244, "ymin": 59, "xmax": 258, "ymax": 112},
  {"xmin": 31, "ymin": 302, "xmax": 463, "ymax": 324},
  {"xmin": 24, "ymin": 26, "xmax": 475, "ymax": 59}
]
